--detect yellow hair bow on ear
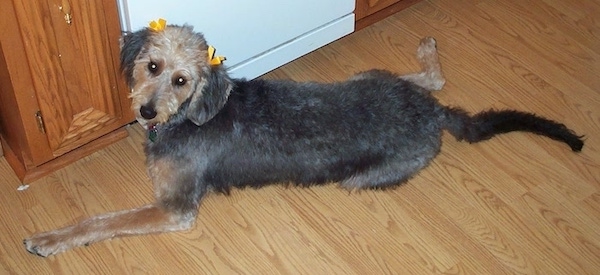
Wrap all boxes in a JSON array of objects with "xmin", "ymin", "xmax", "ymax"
[
  {"xmin": 208, "ymin": 45, "xmax": 226, "ymax": 66},
  {"xmin": 149, "ymin": 18, "xmax": 167, "ymax": 32}
]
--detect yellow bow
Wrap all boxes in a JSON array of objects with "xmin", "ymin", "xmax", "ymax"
[
  {"xmin": 147, "ymin": 18, "xmax": 225, "ymax": 66},
  {"xmin": 149, "ymin": 18, "xmax": 166, "ymax": 32},
  {"xmin": 208, "ymin": 45, "xmax": 226, "ymax": 66}
]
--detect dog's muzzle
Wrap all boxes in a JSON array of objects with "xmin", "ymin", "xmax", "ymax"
[{"xmin": 140, "ymin": 105, "xmax": 157, "ymax": 119}]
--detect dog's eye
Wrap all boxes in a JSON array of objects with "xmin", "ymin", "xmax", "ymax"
[
  {"xmin": 173, "ymin": 77, "xmax": 187, "ymax": 86},
  {"xmin": 148, "ymin": 62, "xmax": 158, "ymax": 73}
]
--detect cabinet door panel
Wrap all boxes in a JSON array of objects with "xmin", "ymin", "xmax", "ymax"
[{"xmin": 34, "ymin": 0, "xmax": 131, "ymax": 157}]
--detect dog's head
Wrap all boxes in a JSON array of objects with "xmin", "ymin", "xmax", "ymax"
[{"xmin": 120, "ymin": 25, "xmax": 232, "ymax": 128}]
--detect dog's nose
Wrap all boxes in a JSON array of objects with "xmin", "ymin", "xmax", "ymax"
[{"xmin": 140, "ymin": 105, "xmax": 157, "ymax": 119}]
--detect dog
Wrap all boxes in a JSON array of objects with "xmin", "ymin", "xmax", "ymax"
[{"xmin": 24, "ymin": 24, "xmax": 584, "ymax": 257}]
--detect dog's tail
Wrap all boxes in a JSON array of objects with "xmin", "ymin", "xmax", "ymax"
[{"xmin": 441, "ymin": 107, "xmax": 584, "ymax": 152}]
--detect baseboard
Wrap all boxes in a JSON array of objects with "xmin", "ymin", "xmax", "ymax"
[{"xmin": 3, "ymin": 127, "xmax": 129, "ymax": 183}]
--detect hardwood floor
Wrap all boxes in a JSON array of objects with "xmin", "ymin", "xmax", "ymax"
[{"xmin": 1, "ymin": 0, "xmax": 599, "ymax": 273}]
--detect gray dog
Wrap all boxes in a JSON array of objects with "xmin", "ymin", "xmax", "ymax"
[{"xmin": 24, "ymin": 25, "xmax": 583, "ymax": 257}]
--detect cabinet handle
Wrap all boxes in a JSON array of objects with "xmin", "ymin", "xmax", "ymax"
[
  {"xmin": 59, "ymin": 0, "xmax": 72, "ymax": 25},
  {"xmin": 35, "ymin": 111, "xmax": 46, "ymax": 134}
]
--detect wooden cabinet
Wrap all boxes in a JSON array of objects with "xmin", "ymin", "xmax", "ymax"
[
  {"xmin": 355, "ymin": 0, "xmax": 422, "ymax": 30},
  {"xmin": 0, "ymin": 0, "xmax": 133, "ymax": 182}
]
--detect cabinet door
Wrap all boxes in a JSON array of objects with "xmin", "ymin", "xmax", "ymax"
[
  {"xmin": 14, "ymin": 0, "xmax": 132, "ymax": 160},
  {"xmin": 356, "ymin": 0, "xmax": 400, "ymax": 20}
]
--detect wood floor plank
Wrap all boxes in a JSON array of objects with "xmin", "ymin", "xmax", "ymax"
[{"xmin": 1, "ymin": 0, "xmax": 598, "ymax": 273}]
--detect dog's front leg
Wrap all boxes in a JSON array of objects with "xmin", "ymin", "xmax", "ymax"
[{"xmin": 23, "ymin": 203, "xmax": 195, "ymax": 257}]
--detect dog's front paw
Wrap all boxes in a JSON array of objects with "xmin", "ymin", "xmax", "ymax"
[{"xmin": 24, "ymin": 230, "xmax": 76, "ymax": 257}]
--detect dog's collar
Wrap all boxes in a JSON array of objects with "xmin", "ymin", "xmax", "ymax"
[{"xmin": 148, "ymin": 124, "xmax": 158, "ymax": 142}]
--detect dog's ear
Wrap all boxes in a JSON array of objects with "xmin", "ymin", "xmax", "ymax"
[
  {"xmin": 186, "ymin": 66, "xmax": 233, "ymax": 126},
  {"xmin": 120, "ymin": 29, "xmax": 151, "ymax": 87}
]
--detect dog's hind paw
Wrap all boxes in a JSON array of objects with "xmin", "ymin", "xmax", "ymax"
[
  {"xmin": 416, "ymin": 36, "xmax": 445, "ymax": 91},
  {"xmin": 417, "ymin": 37, "xmax": 437, "ymax": 58}
]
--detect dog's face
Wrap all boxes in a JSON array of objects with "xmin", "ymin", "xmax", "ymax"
[{"xmin": 120, "ymin": 25, "xmax": 232, "ymax": 128}]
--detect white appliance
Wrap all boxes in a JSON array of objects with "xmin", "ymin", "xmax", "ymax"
[{"xmin": 117, "ymin": 0, "xmax": 355, "ymax": 79}]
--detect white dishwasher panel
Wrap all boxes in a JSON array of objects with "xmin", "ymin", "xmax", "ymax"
[{"xmin": 117, "ymin": 0, "xmax": 355, "ymax": 79}]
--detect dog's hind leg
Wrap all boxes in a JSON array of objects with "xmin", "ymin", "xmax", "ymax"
[
  {"xmin": 349, "ymin": 37, "xmax": 445, "ymax": 91},
  {"xmin": 399, "ymin": 37, "xmax": 446, "ymax": 91},
  {"xmin": 340, "ymin": 154, "xmax": 436, "ymax": 190}
]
